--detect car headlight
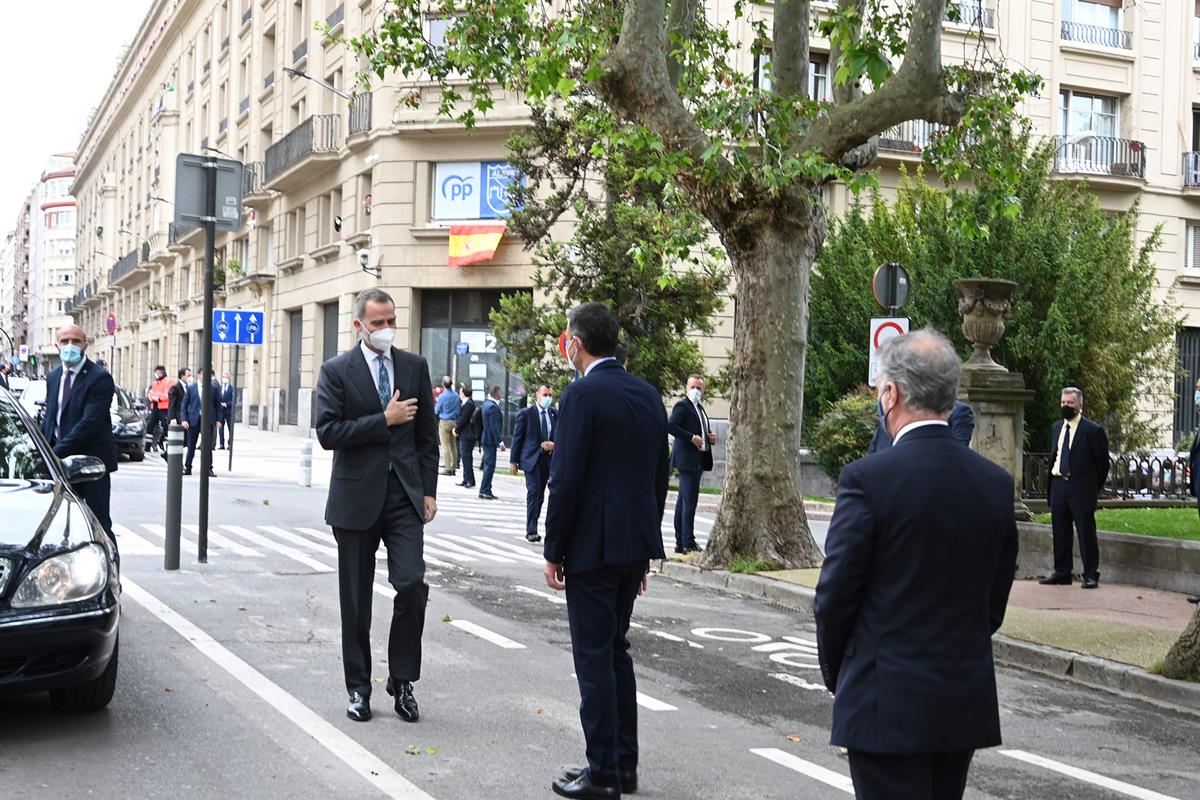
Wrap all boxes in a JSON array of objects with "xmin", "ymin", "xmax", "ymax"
[{"xmin": 10, "ymin": 544, "xmax": 108, "ymax": 608}]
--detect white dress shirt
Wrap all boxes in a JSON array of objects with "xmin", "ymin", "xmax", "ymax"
[
  {"xmin": 691, "ymin": 399, "xmax": 711, "ymax": 452},
  {"xmin": 360, "ymin": 341, "xmax": 394, "ymax": 401},
  {"xmin": 56, "ymin": 359, "xmax": 87, "ymax": 431},
  {"xmin": 890, "ymin": 418, "xmax": 949, "ymax": 445},
  {"xmin": 583, "ymin": 357, "xmax": 617, "ymax": 376}
]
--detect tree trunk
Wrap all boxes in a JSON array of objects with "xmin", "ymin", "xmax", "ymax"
[
  {"xmin": 698, "ymin": 194, "xmax": 826, "ymax": 570},
  {"xmin": 1162, "ymin": 603, "xmax": 1200, "ymax": 681}
]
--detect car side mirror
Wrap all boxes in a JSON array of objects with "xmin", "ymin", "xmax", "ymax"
[{"xmin": 62, "ymin": 454, "xmax": 108, "ymax": 484}]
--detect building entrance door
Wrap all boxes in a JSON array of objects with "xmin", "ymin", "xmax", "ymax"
[{"xmin": 287, "ymin": 310, "xmax": 302, "ymax": 426}]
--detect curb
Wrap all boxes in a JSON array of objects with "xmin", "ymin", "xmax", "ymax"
[{"xmin": 657, "ymin": 561, "xmax": 1200, "ymax": 717}]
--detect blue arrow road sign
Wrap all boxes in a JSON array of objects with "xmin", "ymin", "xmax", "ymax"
[{"xmin": 212, "ymin": 308, "xmax": 265, "ymax": 345}]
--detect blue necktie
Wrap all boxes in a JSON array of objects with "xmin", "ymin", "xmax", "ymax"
[{"xmin": 377, "ymin": 355, "xmax": 391, "ymax": 408}]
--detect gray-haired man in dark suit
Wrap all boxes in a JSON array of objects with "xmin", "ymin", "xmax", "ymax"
[{"xmin": 315, "ymin": 288, "xmax": 439, "ymax": 724}]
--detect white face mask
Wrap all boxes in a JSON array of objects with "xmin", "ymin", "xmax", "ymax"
[
  {"xmin": 360, "ymin": 325, "xmax": 396, "ymax": 352},
  {"xmin": 687, "ymin": 388, "xmax": 702, "ymax": 404}
]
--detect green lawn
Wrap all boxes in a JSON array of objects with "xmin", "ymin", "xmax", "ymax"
[{"xmin": 1032, "ymin": 507, "xmax": 1200, "ymax": 541}]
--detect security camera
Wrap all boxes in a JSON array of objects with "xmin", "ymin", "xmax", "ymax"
[
  {"xmin": 357, "ymin": 248, "xmax": 370, "ymax": 267},
  {"xmin": 96, "ymin": 225, "xmax": 104, "ymax": 237}
]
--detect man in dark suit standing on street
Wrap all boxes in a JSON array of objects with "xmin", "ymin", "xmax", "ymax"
[
  {"xmin": 1040, "ymin": 387, "xmax": 1110, "ymax": 590},
  {"xmin": 315, "ymin": 288, "xmax": 439, "ymax": 725},
  {"xmin": 510, "ymin": 384, "xmax": 557, "ymax": 542},
  {"xmin": 182, "ymin": 368, "xmax": 219, "ymax": 477},
  {"xmin": 217, "ymin": 371, "xmax": 235, "ymax": 449},
  {"xmin": 544, "ymin": 302, "xmax": 669, "ymax": 799},
  {"xmin": 454, "ymin": 385, "xmax": 478, "ymax": 489},
  {"xmin": 41, "ymin": 324, "xmax": 118, "ymax": 541},
  {"xmin": 814, "ymin": 328, "xmax": 1018, "ymax": 800},
  {"xmin": 668, "ymin": 374, "xmax": 716, "ymax": 553},
  {"xmin": 478, "ymin": 385, "xmax": 504, "ymax": 500}
]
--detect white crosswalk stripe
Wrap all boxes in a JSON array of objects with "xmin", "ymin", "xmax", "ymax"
[
  {"xmin": 138, "ymin": 523, "xmax": 220, "ymax": 562},
  {"xmin": 219, "ymin": 525, "xmax": 335, "ymax": 573},
  {"xmin": 180, "ymin": 524, "xmax": 266, "ymax": 558},
  {"xmin": 112, "ymin": 523, "xmax": 162, "ymax": 555}
]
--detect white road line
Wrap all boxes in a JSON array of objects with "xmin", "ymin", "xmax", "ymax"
[
  {"xmin": 635, "ymin": 692, "xmax": 678, "ymax": 712},
  {"xmin": 139, "ymin": 523, "xmax": 215, "ymax": 561},
  {"xmin": 769, "ymin": 673, "xmax": 828, "ymax": 692},
  {"xmin": 260, "ymin": 525, "xmax": 337, "ymax": 556},
  {"xmin": 438, "ymin": 534, "xmax": 543, "ymax": 564},
  {"xmin": 512, "ymin": 585, "xmax": 567, "ymax": 605},
  {"xmin": 112, "ymin": 523, "xmax": 162, "ymax": 555},
  {"xmin": 220, "ymin": 525, "xmax": 335, "ymax": 573},
  {"xmin": 425, "ymin": 534, "xmax": 517, "ymax": 564},
  {"xmin": 298, "ymin": 526, "xmax": 334, "ymax": 542},
  {"xmin": 447, "ymin": 619, "xmax": 526, "ymax": 649},
  {"xmin": 121, "ymin": 578, "xmax": 437, "ymax": 800},
  {"xmin": 479, "ymin": 538, "xmax": 552, "ymax": 560},
  {"xmin": 284, "ymin": 527, "xmax": 459, "ymax": 570},
  {"xmin": 750, "ymin": 748, "xmax": 854, "ymax": 794},
  {"xmin": 179, "ymin": 523, "xmax": 265, "ymax": 558},
  {"xmin": 999, "ymin": 750, "xmax": 1181, "ymax": 800}
]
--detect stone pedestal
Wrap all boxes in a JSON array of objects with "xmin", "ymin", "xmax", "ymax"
[{"xmin": 960, "ymin": 362, "xmax": 1035, "ymax": 520}]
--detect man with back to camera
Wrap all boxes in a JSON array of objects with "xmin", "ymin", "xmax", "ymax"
[
  {"xmin": 1040, "ymin": 387, "xmax": 1110, "ymax": 590},
  {"xmin": 814, "ymin": 328, "xmax": 1019, "ymax": 800},
  {"xmin": 434, "ymin": 374, "xmax": 461, "ymax": 476},
  {"xmin": 544, "ymin": 302, "xmax": 670, "ymax": 799},
  {"xmin": 478, "ymin": 385, "xmax": 505, "ymax": 500},
  {"xmin": 454, "ymin": 384, "xmax": 479, "ymax": 489},
  {"xmin": 315, "ymin": 288, "xmax": 439, "ymax": 724},
  {"xmin": 668, "ymin": 374, "xmax": 717, "ymax": 553},
  {"xmin": 510, "ymin": 384, "xmax": 558, "ymax": 543},
  {"xmin": 41, "ymin": 324, "xmax": 119, "ymax": 542}
]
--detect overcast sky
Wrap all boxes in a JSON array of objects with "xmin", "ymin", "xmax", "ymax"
[{"xmin": 1, "ymin": 2, "xmax": 152, "ymax": 229}]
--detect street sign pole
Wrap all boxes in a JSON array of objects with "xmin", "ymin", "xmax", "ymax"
[
  {"xmin": 228, "ymin": 344, "xmax": 239, "ymax": 472},
  {"xmin": 198, "ymin": 157, "xmax": 217, "ymax": 564}
]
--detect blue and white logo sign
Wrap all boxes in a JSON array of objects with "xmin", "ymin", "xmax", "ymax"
[
  {"xmin": 212, "ymin": 308, "xmax": 265, "ymax": 346},
  {"xmin": 433, "ymin": 161, "xmax": 524, "ymax": 221}
]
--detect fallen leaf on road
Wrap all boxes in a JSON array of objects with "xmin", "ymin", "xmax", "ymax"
[
  {"xmin": 405, "ymin": 746, "xmax": 420, "ymax": 756},
  {"xmin": 426, "ymin": 747, "xmax": 438, "ymax": 755},
  {"xmin": 441, "ymin": 614, "xmax": 452, "ymax": 623},
  {"xmin": 535, "ymin": 708, "xmax": 544, "ymax": 715},
  {"xmin": 164, "ymin": 688, "xmax": 173, "ymax": 693},
  {"xmin": 238, "ymin": 607, "xmax": 247, "ymax": 612},
  {"xmin": 786, "ymin": 735, "xmax": 801, "ymax": 743},
  {"xmin": 262, "ymin": 499, "xmax": 271, "ymax": 506}
]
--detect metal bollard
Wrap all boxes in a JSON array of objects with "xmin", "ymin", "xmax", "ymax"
[
  {"xmin": 299, "ymin": 439, "xmax": 313, "ymax": 487},
  {"xmin": 163, "ymin": 423, "xmax": 185, "ymax": 571}
]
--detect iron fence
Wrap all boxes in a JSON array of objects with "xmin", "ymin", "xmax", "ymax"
[
  {"xmin": 109, "ymin": 249, "xmax": 140, "ymax": 285},
  {"xmin": 243, "ymin": 161, "xmax": 264, "ymax": 194},
  {"xmin": 1185, "ymin": 152, "xmax": 1200, "ymax": 188},
  {"xmin": 349, "ymin": 92, "xmax": 372, "ymax": 136},
  {"xmin": 1060, "ymin": 21, "xmax": 1132, "ymax": 50},
  {"xmin": 1023, "ymin": 452, "xmax": 1194, "ymax": 500},
  {"xmin": 946, "ymin": 2, "xmax": 995, "ymax": 29},
  {"xmin": 1052, "ymin": 135, "xmax": 1146, "ymax": 179},
  {"xmin": 264, "ymin": 115, "xmax": 342, "ymax": 182},
  {"xmin": 878, "ymin": 119, "xmax": 943, "ymax": 153}
]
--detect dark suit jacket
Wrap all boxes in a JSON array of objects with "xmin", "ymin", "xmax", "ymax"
[
  {"xmin": 41, "ymin": 359, "xmax": 118, "ymax": 472},
  {"xmin": 455, "ymin": 398, "xmax": 478, "ymax": 441},
  {"xmin": 545, "ymin": 360, "xmax": 669, "ymax": 575},
  {"xmin": 668, "ymin": 397, "xmax": 714, "ymax": 472},
  {"xmin": 0, "ymin": 371, "xmax": 8, "ymax": 389},
  {"xmin": 868, "ymin": 400, "xmax": 975, "ymax": 453},
  {"xmin": 1049, "ymin": 416, "xmax": 1110, "ymax": 507},
  {"xmin": 218, "ymin": 383, "xmax": 235, "ymax": 421},
  {"xmin": 182, "ymin": 381, "xmax": 220, "ymax": 427},
  {"xmin": 315, "ymin": 346, "xmax": 438, "ymax": 529},
  {"xmin": 510, "ymin": 404, "xmax": 557, "ymax": 472},
  {"xmin": 167, "ymin": 381, "xmax": 186, "ymax": 423},
  {"xmin": 1190, "ymin": 430, "xmax": 1200, "ymax": 497},
  {"xmin": 480, "ymin": 399, "xmax": 503, "ymax": 447},
  {"xmin": 814, "ymin": 425, "xmax": 1018, "ymax": 754}
]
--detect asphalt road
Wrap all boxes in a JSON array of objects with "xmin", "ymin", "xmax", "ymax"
[{"xmin": 2, "ymin": 451, "xmax": 1198, "ymax": 800}]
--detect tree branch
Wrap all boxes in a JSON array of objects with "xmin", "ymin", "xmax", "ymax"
[
  {"xmin": 665, "ymin": 0, "xmax": 699, "ymax": 88},
  {"xmin": 799, "ymin": 0, "xmax": 964, "ymax": 163},
  {"xmin": 770, "ymin": 0, "xmax": 810, "ymax": 98},
  {"xmin": 828, "ymin": 0, "xmax": 865, "ymax": 105}
]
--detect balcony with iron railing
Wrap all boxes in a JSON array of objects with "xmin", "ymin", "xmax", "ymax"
[
  {"xmin": 348, "ymin": 92, "xmax": 373, "ymax": 139},
  {"xmin": 1060, "ymin": 20, "xmax": 1132, "ymax": 50},
  {"xmin": 1185, "ymin": 152, "xmax": 1200, "ymax": 188},
  {"xmin": 877, "ymin": 119, "xmax": 944, "ymax": 155},
  {"xmin": 242, "ymin": 161, "xmax": 272, "ymax": 208},
  {"xmin": 1052, "ymin": 135, "xmax": 1145, "ymax": 183},
  {"xmin": 945, "ymin": 2, "xmax": 995, "ymax": 29},
  {"xmin": 109, "ymin": 248, "xmax": 146, "ymax": 287},
  {"xmin": 264, "ymin": 114, "xmax": 342, "ymax": 189}
]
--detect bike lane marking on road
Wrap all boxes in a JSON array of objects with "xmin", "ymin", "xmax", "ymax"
[
  {"xmin": 750, "ymin": 748, "xmax": 854, "ymax": 794},
  {"xmin": 121, "ymin": 578, "xmax": 438, "ymax": 800},
  {"xmin": 219, "ymin": 525, "xmax": 335, "ymax": 573},
  {"xmin": 769, "ymin": 673, "xmax": 827, "ymax": 692},
  {"xmin": 635, "ymin": 692, "xmax": 678, "ymax": 712},
  {"xmin": 447, "ymin": 619, "xmax": 527, "ymax": 649},
  {"xmin": 999, "ymin": 750, "xmax": 1181, "ymax": 800}
]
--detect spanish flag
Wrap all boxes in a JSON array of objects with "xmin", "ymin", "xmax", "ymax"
[{"xmin": 448, "ymin": 223, "xmax": 506, "ymax": 267}]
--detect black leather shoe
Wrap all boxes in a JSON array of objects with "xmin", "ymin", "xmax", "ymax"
[
  {"xmin": 1081, "ymin": 576, "xmax": 1099, "ymax": 589},
  {"xmin": 1038, "ymin": 573, "xmax": 1072, "ymax": 585},
  {"xmin": 674, "ymin": 547, "xmax": 687, "ymax": 554},
  {"xmin": 455, "ymin": 481, "xmax": 469, "ymax": 486},
  {"xmin": 182, "ymin": 467, "xmax": 192, "ymax": 476},
  {"xmin": 1187, "ymin": 595, "xmax": 1199, "ymax": 604},
  {"xmin": 440, "ymin": 469, "xmax": 455, "ymax": 476},
  {"xmin": 686, "ymin": 544, "xmax": 703, "ymax": 553},
  {"xmin": 207, "ymin": 469, "xmax": 217, "ymax": 478},
  {"xmin": 552, "ymin": 770, "xmax": 620, "ymax": 799},
  {"xmin": 479, "ymin": 492, "xmax": 497, "ymax": 500},
  {"xmin": 526, "ymin": 533, "xmax": 542, "ymax": 543},
  {"xmin": 346, "ymin": 691, "xmax": 371, "ymax": 722},
  {"xmin": 386, "ymin": 677, "xmax": 419, "ymax": 722},
  {"xmin": 563, "ymin": 766, "xmax": 636, "ymax": 794}
]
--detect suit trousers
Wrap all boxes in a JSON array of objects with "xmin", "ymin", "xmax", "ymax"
[
  {"xmin": 184, "ymin": 422, "xmax": 214, "ymax": 470},
  {"xmin": 147, "ymin": 407, "xmax": 169, "ymax": 450},
  {"xmin": 524, "ymin": 456, "xmax": 551, "ymax": 536},
  {"xmin": 847, "ymin": 750, "xmax": 975, "ymax": 800},
  {"xmin": 1049, "ymin": 477, "xmax": 1100, "ymax": 579},
  {"xmin": 479, "ymin": 444, "xmax": 497, "ymax": 495},
  {"xmin": 333, "ymin": 473, "xmax": 428, "ymax": 696},
  {"xmin": 439, "ymin": 419, "xmax": 458, "ymax": 471},
  {"xmin": 673, "ymin": 468, "xmax": 702, "ymax": 550},
  {"xmin": 77, "ymin": 473, "xmax": 114, "ymax": 543},
  {"xmin": 565, "ymin": 560, "xmax": 645, "ymax": 789},
  {"xmin": 458, "ymin": 436, "xmax": 476, "ymax": 486}
]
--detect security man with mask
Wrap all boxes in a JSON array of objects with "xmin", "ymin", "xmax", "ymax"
[{"xmin": 668, "ymin": 374, "xmax": 717, "ymax": 553}]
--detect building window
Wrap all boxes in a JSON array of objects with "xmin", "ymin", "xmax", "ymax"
[
  {"xmin": 1060, "ymin": 89, "xmax": 1118, "ymax": 138},
  {"xmin": 1186, "ymin": 222, "xmax": 1200, "ymax": 274},
  {"xmin": 753, "ymin": 53, "xmax": 830, "ymax": 101},
  {"xmin": 1062, "ymin": 0, "xmax": 1120, "ymax": 30}
]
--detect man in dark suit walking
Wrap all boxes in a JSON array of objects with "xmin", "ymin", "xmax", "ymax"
[
  {"xmin": 217, "ymin": 371, "xmax": 235, "ymax": 449},
  {"xmin": 544, "ymin": 302, "xmax": 669, "ymax": 799},
  {"xmin": 868, "ymin": 399, "xmax": 975, "ymax": 452},
  {"xmin": 454, "ymin": 385, "xmax": 479, "ymax": 489},
  {"xmin": 668, "ymin": 374, "xmax": 716, "ymax": 553},
  {"xmin": 814, "ymin": 328, "xmax": 1018, "ymax": 800},
  {"xmin": 478, "ymin": 385, "xmax": 504, "ymax": 500},
  {"xmin": 510, "ymin": 384, "xmax": 557, "ymax": 542},
  {"xmin": 1040, "ymin": 387, "xmax": 1110, "ymax": 590},
  {"xmin": 41, "ymin": 324, "xmax": 118, "ymax": 541},
  {"xmin": 182, "ymin": 368, "xmax": 219, "ymax": 477},
  {"xmin": 315, "ymin": 288, "xmax": 439, "ymax": 724}
]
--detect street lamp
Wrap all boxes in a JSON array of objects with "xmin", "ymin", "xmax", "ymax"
[{"xmin": 283, "ymin": 66, "xmax": 351, "ymax": 100}]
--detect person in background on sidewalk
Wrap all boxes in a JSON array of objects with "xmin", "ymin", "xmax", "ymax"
[
  {"xmin": 510, "ymin": 384, "xmax": 557, "ymax": 543},
  {"xmin": 217, "ymin": 371, "xmax": 235, "ymax": 449},
  {"xmin": 668, "ymin": 374, "xmax": 716, "ymax": 554},
  {"xmin": 454, "ymin": 384, "xmax": 479, "ymax": 489},
  {"xmin": 433, "ymin": 374, "xmax": 450, "ymax": 403},
  {"xmin": 478, "ymin": 385, "xmax": 505, "ymax": 500},
  {"xmin": 814, "ymin": 328, "xmax": 1018, "ymax": 800},
  {"xmin": 41, "ymin": 324, "xmax": 119, "ymax": 544},
  {"xmin": 145, "ymin": 364, "xmax": 173, "ymax": 452},
  {"xmin": 434, "ymin": 376, "xmax": 461, "ymax": 476},
  {"xmin": 182, "ymin": 368, "xmax": 220, "ymax": 477},
  {"xmin": 0, "ymin": 362, "xmax": 10, "ymax": 390},
  {"xmin": 868, "ymin": 398, "xmax": 975, "ymax": 452},
  {"xmin": 1040, "ymin": 387, "xmax": 1109, "ymax": 590},
  {"xmin": 164, "ymin": 366, "xmax": 190, "ymax": 461}
]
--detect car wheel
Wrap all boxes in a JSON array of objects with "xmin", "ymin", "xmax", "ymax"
[
  {"xmin": 49, "ymin": 637, "xmax": 119, "ymax": 712},
  {"xmin": 129, "ymin": 448, "xmax": 145, "ymax": 462}
]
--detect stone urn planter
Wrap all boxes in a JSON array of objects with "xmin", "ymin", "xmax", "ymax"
[{"xmin": 953, "ymin": 278, "xmax": 1018, "ymax": 371}]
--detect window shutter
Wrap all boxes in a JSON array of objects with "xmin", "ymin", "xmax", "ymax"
[
  {"xmin": 1196, "ymin": 0, "xmax": 1200, "ymax": 18},
  {"xmin": 1082, "ymin": 0, "xmax": 1123, "ymax": 8},
  {"xmin": 1190, "ymin": 224, "xmax": 1200, "ymax": 272}
]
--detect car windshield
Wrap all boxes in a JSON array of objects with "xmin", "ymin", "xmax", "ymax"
[
  {"xmin": 0, "ymin": 393, "xmax": 52, "ymax": 480},
  {"xmin": 111, "ymin": 388, "xmax": 132, "ymax": 412}
]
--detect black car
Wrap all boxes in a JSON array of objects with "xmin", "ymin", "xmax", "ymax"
[
  {"xmin": 0, "ymin": 388, "xmax": 121, "ymax": 710},
  {"xmin": 20, "ymin": 381, "xmax": 145, "ymax": 462}
]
